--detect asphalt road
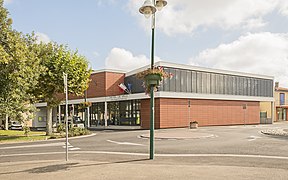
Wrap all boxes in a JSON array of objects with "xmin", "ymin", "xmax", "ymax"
[{"xmin": 1, "ymin": 122, "xmax": 288, "ymax": 179}]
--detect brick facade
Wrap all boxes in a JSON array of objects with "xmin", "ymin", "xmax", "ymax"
[
  {"xmin": 69, "ymin": 71, "xmax": 125, "ymax": 100},
  {"xmin": 141, "ymin": 98, "xmax": 260, "ymax": 129}
]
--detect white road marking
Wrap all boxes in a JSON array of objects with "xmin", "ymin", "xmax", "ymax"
[
  {"xmin": 0, "ymin": 142, "xmax": 65, "ymax": 150},
  {"xmin": 107, "ymin": 140, "xmax": 145, "ymax": 146},
  {"xmin": 2, "ymin": 151, "xmax": 288, "ymax": 161},
  {"xmin": 247, "ymin": 136, "xmax": 261, "ymax": 141},
  {"xmin": 61, "ymin": 142, "xmax": 81, "ymax": 150}
]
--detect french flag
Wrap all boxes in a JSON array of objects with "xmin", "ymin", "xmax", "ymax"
[{"xmin": 118, "ymin": 83, "xmax": 130, "ymax": 94}]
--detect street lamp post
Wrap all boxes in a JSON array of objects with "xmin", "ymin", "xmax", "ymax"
[{"xmin": 139, "ymin": 0, "xmax": 167, "ymax": 160}]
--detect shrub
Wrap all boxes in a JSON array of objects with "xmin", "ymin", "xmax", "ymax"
[
  {"xmin": 23, "ymin": 125, "xmax": 30, "ymax": 137},
  {"xmin": 68, "ymin": 127, "xmax": 90, "ymax": 137},
  {"xmin": 57, "ymin": 123, "xmax": 65, "ymax": 134}
]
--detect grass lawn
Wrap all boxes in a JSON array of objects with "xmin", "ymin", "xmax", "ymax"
[{"xmin": 0, "ymin": 130, "xmax": 48, "ymax": 143}]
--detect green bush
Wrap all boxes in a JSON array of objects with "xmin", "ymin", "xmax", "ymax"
[
  {"xmin": 68, "ymin": 127, "xmax": 90, "ymax": 137},
  {"xmin": 23, "ymin": 126, "xmax": 30, "ymax": 137},
  {"xmin": 57, "ymin": 123, "xmax": 65, "ymax": 134}
]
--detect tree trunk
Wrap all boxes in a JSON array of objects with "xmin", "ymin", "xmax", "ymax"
[
  {"xmin": 5, "ymin": 114, "xmax": 8, "ymax": 130},
  {"xmin": 46, "ymin": 106, "xmax": 53, "ymax": 135}
]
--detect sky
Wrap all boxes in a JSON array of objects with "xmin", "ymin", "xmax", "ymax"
[{"xmin": 4, "ymin": 0, "xmax": 288, "ymax": 87}]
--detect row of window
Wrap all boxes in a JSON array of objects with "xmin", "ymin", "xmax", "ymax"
[{"xmin": 159, "ymin": 67, "xmax": 273, "ymax": 97}]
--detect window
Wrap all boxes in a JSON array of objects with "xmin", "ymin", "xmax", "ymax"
[{"xmin": 280, "ymin": 93, "xmax": 285, "ymax": 105}]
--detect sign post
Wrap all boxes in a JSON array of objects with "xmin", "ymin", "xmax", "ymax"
[{"xmin": 63, "ymin": 73, "xmax": 69, "ymax": 161}]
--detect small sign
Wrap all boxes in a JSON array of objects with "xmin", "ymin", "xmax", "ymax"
[
  {"xmin": 188, "ymin": 100, "xmax": 191, "ymax": 107},
  {"xmin": 243, "ymin": 104, "xmax": 247, "ymax": 109}
]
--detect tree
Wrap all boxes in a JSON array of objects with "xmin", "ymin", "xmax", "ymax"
[
  {"xmin": 34, "ymin": 43, "xmax": 91, "ymax": 135},
  {"xmin": 0, "ymin": 0, "xmax": 42, "ymax": 128}
]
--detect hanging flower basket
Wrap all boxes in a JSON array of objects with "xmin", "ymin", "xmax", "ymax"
[
  {"xmin": 145, "ymin": 74, "xmax": 162, "ymax": 86},
  {"xmin": 136, "ymin": 66, "xmax": 173, "ymax": 95}
]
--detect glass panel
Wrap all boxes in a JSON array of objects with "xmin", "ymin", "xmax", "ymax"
[{"xmin": 280, "ymin": 93, "xmax": 285, "ymax": 105}]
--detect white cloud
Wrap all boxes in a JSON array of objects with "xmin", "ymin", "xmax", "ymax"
[
  {"xmin": 278, "ymin": 0, "xmax": 288, "ymax": 16},
  {"xmin": 35, "ymin": 32, "xmax": 50, "ymax": 44},
  {"xmin": 105, "ymin": 47, "xmax": 164, "ymax": 71},
  {"xmin": 93, "ymin": 51, "xmax": 100, "ymax": 57},
  {"xmin": 96, "ymin": 0, "xmax": 116, "ymax": 7},
  {"xmin": 128, "ymin": 0, "xmax": 288, "ymax": 35},
  {"xmin": 105, "ymin": 48, "xmax": 149, "ymax": 71},
  {"xmin": 4, "ymin": 0, "xmax": 13, "ymax": 5},
  {"xmin": 190, "ymin": 32, "xmax": 288, "ymax": 87}
]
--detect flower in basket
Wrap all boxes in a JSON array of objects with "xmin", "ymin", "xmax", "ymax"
[
  {"xmin": 78, "ymin": 101, "xmax": 92, "ymax": 111},
  {"xmin": 136, "ymin": 66, "xmax": 173, "ymax": 95}
]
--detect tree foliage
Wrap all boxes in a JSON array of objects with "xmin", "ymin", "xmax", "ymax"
[
  {"xmin": 35, "ymin": 43, "xmax": 91, "ymax": 107},
  {"xmin": 0, "ymin": 0, "xmax": 42, "ymax": 122},
  {"xmin": 34, "ymin": 42, "xmax": 91, "ymax": 135},
  {"xmin": 0, "ymin": 1, "xmax": 91, "ymax": 135}
]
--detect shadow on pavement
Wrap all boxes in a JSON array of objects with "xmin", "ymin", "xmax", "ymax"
[{"xmin": 0, "ymin": 158, "xmax": 149, "ymax": 175}]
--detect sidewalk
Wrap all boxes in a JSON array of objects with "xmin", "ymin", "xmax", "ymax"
[{"xmin": 1, "ymin": 159, "xmax": 288, "ymax": 180}]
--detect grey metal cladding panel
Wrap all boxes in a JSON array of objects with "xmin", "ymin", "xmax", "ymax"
[
  {"xmin": 216, "ymin": 74, "xmax": 224, "ymax": 94},
  {"xmin": 124, "ymin": 75, "xmax": 144, "ymax": 93},
  {"xmin": 235, "ymin": 76, "xmax": 240, "ymax": 95},
  {"xmin": 202, "ymin": 72, "xmax": 210, "ymax": 94},
  {"xmin": 269, "ymin": 80, "xmax": 273, "ymax": 97},
  {"xmin": 237, "ymin": 77, "xmax": 242, "ymax": 95},
  {"xmin": 169, "ymin": 69, "xmax": 176, "ymax": 92},
  {"xmin": 257, "ymin": 79, "xmax": 262, "ymax": 97},
  {"xmin": 227, "ymin": 76, "xmax": 233, "ymax": 95},
  {"xmin": 201, "ymin": 72, "xmax": 207, "ymax": 93},
  {"xmin": 181, "ymin": 70, "xmax": 187, "ymax": 92},
  {"xmin": 244, "ymin": 77, "xmax": 248, "ymax": 96},
  {"xmin": 197, "ymin": 72, "xmax": 202, "ymax": 93},
  {"xmin": 192, "ymin": 71, "xmax": 197, "ymax": 93},
  {"xmin": 175, "ymin": 69, "xmax": 181, "ymax": 92},
  {"xmin": 232, "ymin": 76, "xmax": 237, "ymax": 95},
  {"xmin": 187, "ymin": 71, "xmax": 192, "ymax": 92},
  {"xmin": 207, "ymin": 72, "xmax": 211, "ymax": 94},
  {"xmin": 250, "ymin": 78, "xmax": 254, "ymax": 96},
  {"xmin": 163, "ymin": 68, "xmax": 170, "ymax": 91},
  {"xmin": 254, "ymin": 79, "xmax": 258, "ymax": 96},
  {"xmin": 264, "ymin": 80, "xmax": 269, "ymax": 97},
  {"xmin": 156, "ymin": 66, "xmax": 273, "ymax": 97},
  {"xmin": 267, "ymin": 80, "xmax": 272, "ymax": 97},
  {"xmin": 211, "ymin": 73, "xmax": 216, "ymax": 94},
  {"xmin": 224, "ymin": 75, "xmax": 228, "ymax": 95},
  {"xmin": 260, "ymin": 79, "xmax": 265, "ymax": 97}
]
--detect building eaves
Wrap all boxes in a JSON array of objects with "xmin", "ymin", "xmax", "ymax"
[{"xmin": 125, "ymin": 61, "xmax": 274, "ymax": 80}]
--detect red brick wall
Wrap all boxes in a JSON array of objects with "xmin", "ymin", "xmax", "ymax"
[
  {"xmin": 141, "ymin": 98, "xmax": 260, "ymax": 129},
  {"xmin": 68, "ymin": 71, "xmax": 125, "ymax": 100},
  {"xmin": 105, "ymin": 72, "xmax": 125, "ymax": 96}
]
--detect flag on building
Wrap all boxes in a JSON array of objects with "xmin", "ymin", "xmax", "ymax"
[{"xmin": 118, "ymin": 83, "xmax": 130, "ymax": 94}]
